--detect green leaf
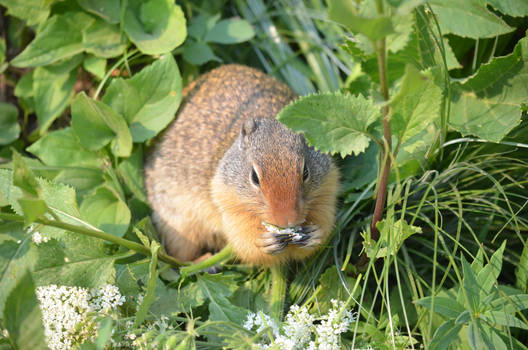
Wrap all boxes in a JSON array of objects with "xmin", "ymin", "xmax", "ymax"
[
  {"xmin": 102, "ymin": 55, "xmax": 182, "ymax": 142},
  {"xmin": 461, "ymin": 255, "xmax": 480, "ymax": 313},
  {"xmin": 429, "ymin": 0, "xmax": 513, "ymax": 38},
  {"xmin": 0, "ymin": 37, "xmax": 6, "ymax": 73},
  {"xmin": 0, "ymin": 222, "xmax": 39, "ymax": 315},
  {"xmin": 82, "ymin": 17, "xmax": 126, "ymax": 58},
  {"xmin": 365, "ymin": 218, "xmax": 422, "ymax": 258},
  {"xmin": 54, "ymin": 168, "xmax": 105, "ymax": 201},
  {"xmin": 77, "ymin": 0, "xmax": 121, "ymax": 23},
  {"xmin": 490, "ymin": 294, "xmax": 528, "ymax": 314},
  {"xmin": 33, "ymin": 57, "xmax": 81, "ymax": 133},
  {"xmin": 467, "ymin": 320, "xmax": 486, "ymax": 350},
  {"xmin": 134, "ymin": 241, "xmax": 159, "ymax": 327},
  {"xmin": 414, "ymin": 296, "xmax": 465, "ymax": 319},
  {"xmin": 387, "ymin": 12, "xmax": 414, "ymax": 53},
  {"xmin": 0, "ymin": 0, "xmax": 50, "ymax": 26},
  {"xmin": 204, "ymin": 18, "xmax": 255, "ymax": 44},
  {"xmin": 3, "ymin": 271, "xmax": 47, "ymax": 350},
  {"xmin": 484, "ymin": 0, "xmax": 528, "ymax": 18},
  {"xmin": 449, "ymin": 36, "xmax": 528, "ymax": 142},
  {"xmin": 429, "ymin": 319, "xmax": 462, "ymax": 350},
  {"xmin": 476, "ymin": 240, "xmax": 505, "ymax": 295},
  {"xmin": 118, "ymin": 146, "xmax": 147, "ymax": 202},
  {"xmin": 328, "ymin": 0, "xmax": 394, "ymax": 41},
  {"xmin": 516, "ymin": 244, "xmax": 528, "ymax": 292},
  {"xmin": 188, "ymin": 14, "xmax": 220, "ymax": 40},
  {"xmin": 123, "ymin": 0, "xmax": 186, "ymax": 55},
  {"xmin": 0, "ymin": 103, "xmax": 20, "ymax": 145},
  {"xmin": 277, "ymin": 92, "xmax": 380, "ymax": 157},
  {"xmin": 11, "ymin": 12, "xmax": 124, "ymax": 68},
  {"xmin": 83, "ymin": 55, "xmax": 107, "ymax": 80},
  {"xmin": 27, "ymin": 127, "xmax": 106, "ymax": 168},
  {"xmin": 315, "ymin": 267, "xmax": 360, "ymax": 314},
  {"xmin": 183, "ymin": 41, "xmax": 221, "ymax": 65},
  {"xmin": 391, "ymin": 65, "xmax": 442, "ymax": 172},
  {"xmin": 18, "ymin": 198, "xmax": 48, "ymax": 224},
  {"xmin": 197, "ymin": 274, "xmax": 248, "ymax": 324},
  {"xmin": 11, "ymin": 12, "xmax": 89, "ymax": 67},
  {"xmin": 71, "ymin": 92, "xmax": 132, "ymax": 157},
  {"xmin": 12, "ymin": 151, "xmax": 41, "ymax": 198},
  {"xmin": 482, "ymin": 311, "xmax": 528, "ymax": 330},
  {"xmin": 80, "ymin": 186, "xmax": 131, "ymax": 237}
]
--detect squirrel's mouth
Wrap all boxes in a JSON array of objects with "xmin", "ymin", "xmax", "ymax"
[{"xmin": 262, "ymin": 221, "xmax": 311, "ymax": 246}]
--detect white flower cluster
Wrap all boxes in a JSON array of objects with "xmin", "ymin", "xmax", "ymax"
[
  {"xmin": 28, "ymin": 225, "xmax": 49, "ymax": 245},
  {"xmin": 243, "ymin": 299, "xmax": 355, "ymax": 350},
  {"xmin": 36, "ymin": 284, "xmax": 125, "ymax": 350}
]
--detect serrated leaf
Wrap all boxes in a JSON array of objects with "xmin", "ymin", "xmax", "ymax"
[
  {"xmin": 328, "ymin": 0, "xmax": 394, "ymax": 41},
  {"xmin": 0, "ymin": 103, "xmax": 20, "ymax": 145},
  {"xmin": 429, "ymin": 0, "xmax": 513, "ymax": 38},
  {"xmin": 77, "ymin": 0, "xmax": 121, "ymax": 23},
  {"xmin": 80, "ymin": 186, "xmax": 131, "ymax": 237},
  {"xmin": 18, "ymin": 198, "xmax": 48, "ymax": 224},
  {"xmin": 183, "ymin": 41, "xmax": 221, "ymax": 65},
  {"xmin": 204, "ymin": 18, "xmax": 255, "ymax": 44},
  {"xmin": 102, "ymin": 55, "xmax": 182, "ymax": 142},
  {"xmin": 3, "ymin": 271, "xmax": 47, "ymax": 350},
  {"xmin": 123, "ymin": 0, "xmax": 186, "ymax": 55},
  {"xmin": 391, "ymin": 65, "xmax": 442, "ymax": 152},
  {"xmin": 387, "ymin": 12, "xmax": 414, "ymax": 53},
  {"xmin": 429, "ymin": 319, "xmax": 462, "ymax": 350},
  {"xmin": 0, "ymin": 0, "xmax": 50, "ymax": 26},
  {"xmin": 449, "ymin": 36, "xmax": 528, "ymax": 142},
  {"xmin": 72, "ymin": 92, "xmax": 132, "ymax": 157},
  {"xmin": 33, "ymin": 57, "xmax": 81, "ymax": 133},
  {"xmin": 277, "ymin": 92, "xmax": 380, "ymax": 157},
  {"xmin": 197, "ymin": 274, "xmax": 247, "ymax": 323},
  {"xmin": 365, "ymin": 218, "xmax": 422, "ymax": 258},
  {"xmin": 27, "ymin": 127, "xmax": 106, "ymax": 168}
]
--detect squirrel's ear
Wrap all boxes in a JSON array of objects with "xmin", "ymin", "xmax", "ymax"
[{"xmin": 240, "ymin": 119, "xmax": 258, "ymax": 138}]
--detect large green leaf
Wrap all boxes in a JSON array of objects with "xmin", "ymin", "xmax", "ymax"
[
  {"xmin": 80, "ymin": 186, "xmax": 131, "ymax": 237},
  {"xmin": 197, "ymin": 274, "xmax": 248, "ymax": 324},
  {"xmin": 461, "ymin": 255, "xmax": 481, "ymax": 313},
  {"xmin": 183, "ymin": 41, "xmax": 221, "ymax": 65},
  {"xmin": 33, "ymin": 56, "xmax": 81, "ymax": 133},
  {"xmin": 277, "ymin": 92, "xmax": 380, "ymax": 157},
  {"xmin": 0, "ymin": 0, "xmax": 50, "ymax": 26},
  {"xmin": 391, "ymin": 65, "xmax": 442, "ymax": 176},
  {"xmin": 0, "ymin": 103, "xmax": 20, "ymax": 145},
  {"xmin": 449, "ymin": 36, "xmax": 528, "ymax": 142},
  {"xmin": 11, "ymin": 12, "xmax": 125, "ymax": 67},
  {"xmin": 204, "ymin": 18, "xmax": 255, "ymax": 44},
  {"xmin": 328, "ymin": 0, "xmax": 394, "ymax": 41},
  {"xmin": 102, "ymin": 55, "xmax": 182, "ymax": 142},
  {"xmin": 3, "ymin": 272, "xmax": 47, "ymax": 350},
  {"xmin": 429, "ymin": 0, "xmax": 513, "ymax": 38},
  {"xmin": 27, "ymin": 127, "xmax": 106, "ymax": 168},
  {"xmin": 429, "ymin": 319, "xmax": 462, "ymax": 350},
  {"xmin": 415, "ymin": 296, "xmax": 465, "ymax": 319},
  {"xmin": 71, "ymin": 92, "xmax": 132, "ymax": 157},
  {"xmin": 123, "ymin": 0, "xmax": 186, "ymax": 55}
]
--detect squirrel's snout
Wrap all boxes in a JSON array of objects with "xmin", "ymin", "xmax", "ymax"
[{"xmin": 268, "ymin": 200, "xmax": 305, "ymax": 228}]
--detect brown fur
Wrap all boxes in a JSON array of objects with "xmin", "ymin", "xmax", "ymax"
[{"xmin": 145, "ymin": 65, "xmax": 339, "ymax": 265}]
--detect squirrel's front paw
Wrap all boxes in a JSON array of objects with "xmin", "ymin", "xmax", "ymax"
[
  {"xmin": 295, "ymin": 225, "xmax": 324, "ymax": 248},
  {"xmin": 258, "ymin": 232, "xmax": 290, "ymax": 255}
]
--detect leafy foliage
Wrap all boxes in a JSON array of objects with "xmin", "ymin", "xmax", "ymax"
[{"xmin": 0, "ymin": 0, "xmax": 527, "ymax": 349}]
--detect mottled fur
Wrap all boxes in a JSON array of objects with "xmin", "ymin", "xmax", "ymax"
[{"xmin": 144, "ymin": 65, "xmax": 339, "ymax": 265}]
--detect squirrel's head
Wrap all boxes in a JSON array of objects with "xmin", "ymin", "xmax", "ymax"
[{"xmin": 216, "ymin": 118, "xmax": 332, "ymax": 228}]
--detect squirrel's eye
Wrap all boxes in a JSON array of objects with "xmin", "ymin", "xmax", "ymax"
[
  {"xmin": 302, "ymin": 162, "xmax": 310, "ymax": 182},
  {"xmin": 251, "ymin": 168, "xmax": 260, "ymax": 187}
]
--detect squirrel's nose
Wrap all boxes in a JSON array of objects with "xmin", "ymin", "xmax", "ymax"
[{"xmin": 271, "ymin": 209, "xmax": 303, "ymax": 228}]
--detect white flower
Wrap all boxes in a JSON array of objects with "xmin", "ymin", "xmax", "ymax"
[
  {"xmin": 31, "ymin": 230, "xmax": 49, "ymax": 245},
  {"xmin": 36, "ymin": 284, "xmax": 124, "ymax": 350}
]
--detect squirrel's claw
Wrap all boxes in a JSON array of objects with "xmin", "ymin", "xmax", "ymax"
[
  {"xmin": 258, "ymin": 232, "xmax": 289, "ymax": 255},
  {"xmin": 294, "ymin": 225, "xmax": 323, "ymax": 248}
]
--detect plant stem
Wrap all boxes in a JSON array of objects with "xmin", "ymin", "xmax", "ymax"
[
  {"xmin": 269, "ymin": 264, "xmax": 287, "ymax": 321},
  {"xmin": 180, "ymin": 245, "xmax": 235, "ymax": 277},
  {"xmin": 0, "ymin": 212, "xmax": 186, "ymax": 267}
]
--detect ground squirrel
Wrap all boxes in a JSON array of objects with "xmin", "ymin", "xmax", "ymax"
[{"xmin": 144, "ymin": 64, "xmax": 339, "ymax": 265}]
